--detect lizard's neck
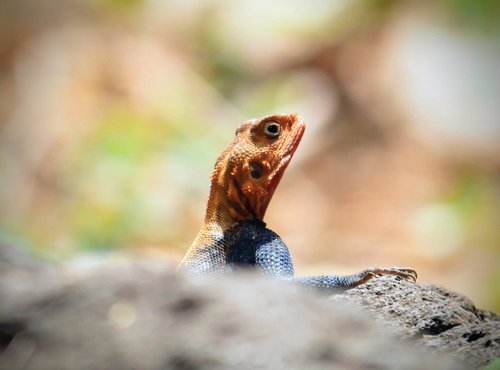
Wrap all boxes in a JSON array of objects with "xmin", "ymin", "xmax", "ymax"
[
  {"xmin": 180, "ymin": 170, "xmax": 238, "ymax": 266},
  {"xmin": 204, "ymin": 165, "xmax": 243, "ymax": 229}
]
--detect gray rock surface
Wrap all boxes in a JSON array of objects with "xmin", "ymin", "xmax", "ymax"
[
  {"xmin": 331, "ymin": 276, "xmax": 500, "ymax": 369},
  {"xmin": 0, "ymin": 242, "xmax": 497, "ymax": 370}
]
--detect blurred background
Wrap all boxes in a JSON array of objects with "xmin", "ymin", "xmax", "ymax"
[{"xmin": 0, "ymin": 0, "xmax": 499, "ymax": 310}]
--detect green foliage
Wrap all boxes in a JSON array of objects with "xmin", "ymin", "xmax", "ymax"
[
  {"xmin": 65, "ymin": 106, "xmax": 223, "ymax": 251},
  {"xmin": 83, "ymin": 108, "xmax": 167, "ymax": 162},
  {"xmin": 483, "ymin": 356, "xmax": 500, "ymax": 370},
  {"xmin": 484, "ymin": 269, "xmax": 500, "ymax": 313},
  {"xmin": 444, "ymin": 171, "xmax": 500, "ymax": 250},
  {"xmin": 94, "ymin": 0, "xmax": 143, "ymax": 12},
  {"xmin": 448, "ymin": 0, "xmax": 500, "ymax": 34},
  {"xmin": 69, "ymin": 108, "xmax": 168, "ymax": 250}
]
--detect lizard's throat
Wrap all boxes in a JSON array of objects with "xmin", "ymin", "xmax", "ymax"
[{"xmin": 204, "ymin": 176, "xmax": 269, "ymax": 227}]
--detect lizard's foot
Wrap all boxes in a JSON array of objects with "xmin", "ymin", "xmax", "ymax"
[{"xmin": 356, "ymin": 267, "xmax": 417, "ymax": 286}]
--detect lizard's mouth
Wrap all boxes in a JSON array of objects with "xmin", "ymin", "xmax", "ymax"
[{"xmin": 267, "ymin": 114, "xmax": 305, "ymax": 192}]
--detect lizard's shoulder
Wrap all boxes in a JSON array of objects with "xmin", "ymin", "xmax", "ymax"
[{"xmin": 225, "ymin": 221, "xmax": 284, "ymax": 264}]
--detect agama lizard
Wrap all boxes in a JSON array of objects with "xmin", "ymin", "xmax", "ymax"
[{"xmin": 179, "ymin": 113, "xmax": 417, "ymax": 290}]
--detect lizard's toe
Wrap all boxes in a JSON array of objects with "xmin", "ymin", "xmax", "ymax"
[
  {"xmin": 369, "ymin": 267, "xmax": 418, "ymax": 283},
  {"xmin": 392, "ymin": 267, "xmax": 417, "ymax": 283}
]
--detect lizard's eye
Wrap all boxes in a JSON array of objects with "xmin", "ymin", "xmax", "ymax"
[
  {"xmin": 249, "ymin": 162, "xmax": 263, "ymax": 179},
  {"xmin": 263, "ymin": 121, "xmax": 281, "ymax": 139}
]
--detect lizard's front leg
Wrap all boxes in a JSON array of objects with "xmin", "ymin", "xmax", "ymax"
[
  {"xmin": 293, "ymin": 267, "xmax": 417, "ymax": 291},
  {"xmin": 249, "ymin": 223, "xmax": 417, "ymax": 290},
  {"xmin": 254, "ymin": 231, "xmax": 294, "ymax": 278},
  {"xmin": 239, "ymin": 222, "xmax": 417, "ymax": 290}
]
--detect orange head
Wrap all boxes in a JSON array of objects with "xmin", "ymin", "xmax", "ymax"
[{"xmin": 206, "ymin": 113, "xmax": 305, "ymax": 225}]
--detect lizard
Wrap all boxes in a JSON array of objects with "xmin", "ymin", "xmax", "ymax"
[{"xmin": 179, "ymin": 113, "xmax": 417, "ymax": 291}]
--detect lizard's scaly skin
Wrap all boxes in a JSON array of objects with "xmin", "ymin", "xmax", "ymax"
[{"xmin": 179, "ymin": 113, "xmax": 417, "ymax": 290}]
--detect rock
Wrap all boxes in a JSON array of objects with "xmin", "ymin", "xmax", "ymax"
[
  {"xmin": 330, "ymin": 276, "xmax": 500, "ymax": 369},
  {"xmin": 0, "ymin": 241, "xmax": 61, "ymax": 317},
  {"xmin": 0, "ymin": 242, "xmax": 497, "ymax": 370}
]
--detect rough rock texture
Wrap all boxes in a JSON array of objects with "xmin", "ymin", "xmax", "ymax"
[
  {"xmin": 0, "ymin": 242, "xmax": 498, "ymax": 370},
  {"xmin": 330, "ymin": 276, "xmax": 500, "ymax": 369}
]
